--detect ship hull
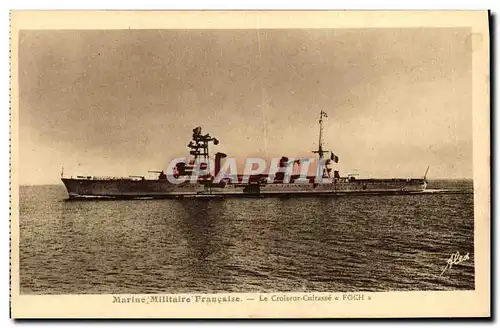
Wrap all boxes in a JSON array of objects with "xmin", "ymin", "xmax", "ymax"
[{"xmin": 62, "ymin": 177, "xmax": 427, "ymax": 200}]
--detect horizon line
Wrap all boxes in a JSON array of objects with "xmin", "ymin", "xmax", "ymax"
[{"xmin": 18, "ymin": 177, "xmax": 474, "ymax": 187}]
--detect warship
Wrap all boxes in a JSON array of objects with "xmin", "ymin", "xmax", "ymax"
[{"xmin": 61, "ymin": 110, "xmax": 428, "ymax": 199}]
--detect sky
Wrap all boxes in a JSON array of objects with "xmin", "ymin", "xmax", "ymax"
[{"xmin": 18, "ymin": 28, "xmax": 472, "ymax": 185}]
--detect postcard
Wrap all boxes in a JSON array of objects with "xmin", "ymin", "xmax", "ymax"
[{"xmin": 10, "ymin": 10, "xmax": 490, "ymax": 318}]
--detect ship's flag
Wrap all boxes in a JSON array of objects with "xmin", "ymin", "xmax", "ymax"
[{"xmin": 330, "ymin": 152, "xmax": 339, "ymax": 163}]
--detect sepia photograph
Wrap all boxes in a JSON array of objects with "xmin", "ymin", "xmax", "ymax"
[{"xmin": 10, "ymin": 10, "xmax": 490, "ymax": 318}]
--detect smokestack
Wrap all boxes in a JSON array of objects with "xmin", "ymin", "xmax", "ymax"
[
  {"xmin": 175, "ymin": 162, "xmax": 187, "ymax": 176},
  {"xmin": 279, "ymin": 156, "xmax": 289, "ymax": 168},
  {"xmin": 214, "ymin": 152, "xmax": 227, "ymax": 178}
]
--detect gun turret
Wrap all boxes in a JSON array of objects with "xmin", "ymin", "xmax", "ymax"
[{"xmin": 148, "ymin": 170, "xmax": 167, "ymax": 180}]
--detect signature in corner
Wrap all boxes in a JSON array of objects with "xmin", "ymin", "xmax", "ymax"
[{"xmin": 440, "ymin": 251, "xmax": 470, "ymax": 276}]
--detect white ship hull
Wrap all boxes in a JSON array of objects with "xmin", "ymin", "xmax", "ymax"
[{"xmin": 62, "ymin": 177, "xmax": 427, "ymax": 199}]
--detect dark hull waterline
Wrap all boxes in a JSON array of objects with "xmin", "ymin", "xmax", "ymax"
[{"xmin": 61, "ymin": 189, "xmax": 465, "ymax": 201}]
